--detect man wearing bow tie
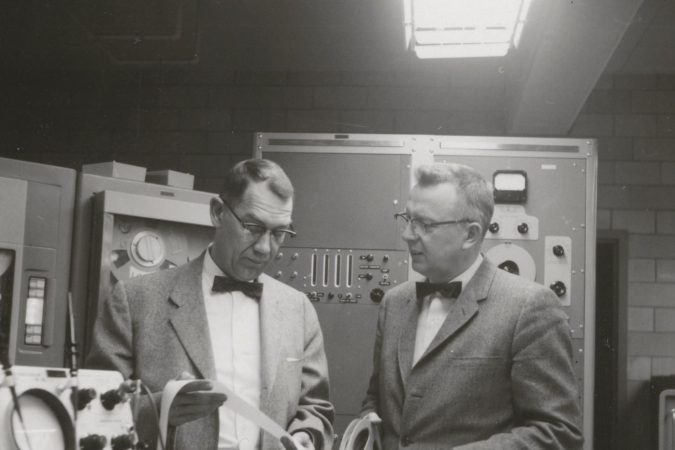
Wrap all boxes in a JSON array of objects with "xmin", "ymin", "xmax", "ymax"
[
  {"xmin": 87, "ymin": 159, "xmax": 334, "ymax": 450},
  {"xmin": 360, "ymin": 163, "xmax": 582, "ymax": 449}
]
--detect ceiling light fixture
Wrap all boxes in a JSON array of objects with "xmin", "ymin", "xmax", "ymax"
[{"xmin": 404, "ymin": 0, "xmax": 533, "ymax": 59}]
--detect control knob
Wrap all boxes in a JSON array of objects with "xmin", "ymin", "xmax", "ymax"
[
  {"xmin": 553, "ymin": 245, "xmax": 565, "ymax": 257},
  {"xmin": 517, "ymin": 223, "xmax": 529, "ymax": 234},
  {"xmin": 111, "ymin": 434, "xmax": 135, "ymax": 450},
  {"xmin": 549, "ymin": 281, "xmax": 567, "ymax": 298},
  {"xmin": 77, "ymin": 388, "xmax": 97, "ymax": 410},
  {"xmin": 370, "ymin": 288, "xmax": 385, "ymax": 303},
  {"xmin": 101, "ymin": 388, "xmax": 125, "ymax": 411},
  {"xmin": 80, "ymin": 434, "xmax": 107, "ymax": 450},
  {"xmin": 488, "ymin": 222, "xmax": 499, "ymax": 233}
]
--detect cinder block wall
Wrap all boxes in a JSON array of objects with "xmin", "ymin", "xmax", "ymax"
[
  {"xmin": 573, "ymin": 73, "xmax": 675, "ymax": 448},
  {"xmin": 1, "ymin": 68, "xmax": 675, "ymax": 446},
  {"xmin": 0, "ymin": 67, "xmax": 505, "ymax": 192}
]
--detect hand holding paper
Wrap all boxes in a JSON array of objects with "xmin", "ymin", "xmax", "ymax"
[{"xmin": 158, "ymin": 378, "xmax": 295, "ymax": 450}]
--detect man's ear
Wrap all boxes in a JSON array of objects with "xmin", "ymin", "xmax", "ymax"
[
  {"xmin": 210, "ymin": 197, "xmax": 224, "ymax": 227},
  {"xmin": 462, "ymin": 222, "xmax": 483, "ymax": 250}
]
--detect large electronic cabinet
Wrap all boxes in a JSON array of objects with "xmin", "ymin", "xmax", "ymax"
[
  {"xmin": 0, "ymin": 157, "xmax": 76, "ymax": 367},
  {"xmin": 69, "ymin": 168, "xmax": 215, "ymax": 364},
  {"xmin": 256, "ymin": 132, "xmax": 597, "ymax": 448}
]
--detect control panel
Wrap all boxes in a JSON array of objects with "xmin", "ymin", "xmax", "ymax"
[{"xmin": 267, "ymin": 249, "xmax": 408, "ymax": 305}]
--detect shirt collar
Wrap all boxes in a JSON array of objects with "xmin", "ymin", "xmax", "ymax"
[
  {"xmin": 449, "ymin": 253, "xmax": 483, "ymax": 285},
  {"xmin": 204, "ymin": 245, "xmax": 226, "ymax": 279}
]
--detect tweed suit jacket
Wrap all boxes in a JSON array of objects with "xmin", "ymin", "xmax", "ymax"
[
  {"xmin": 86, "ymin": 252, "xmax": 334, "ymax": 450},
  {"xmin": 361, "ymin": 258, "xmax": 583, "ymax": 449}
]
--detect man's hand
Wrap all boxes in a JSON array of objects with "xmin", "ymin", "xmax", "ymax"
[
  {"xmin": 291, "ymin": 431, "xmax": 314, "ymax": 450},
  {"xmin": 168, "ymin": 373, "xmax": 227, "ymax": 427},
  {"xmin": 363, "ymin": 411, "xmax": 382, "ymax": 424},
  {"xmin": 280, "ymin": 431, "xmax": 314, "ymax": 450}
]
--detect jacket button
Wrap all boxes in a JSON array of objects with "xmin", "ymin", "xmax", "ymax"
[{"xmin": 401, "ymin": 436, "xmax": 412, "ymax": 446}]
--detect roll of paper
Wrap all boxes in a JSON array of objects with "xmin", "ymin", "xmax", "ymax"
[{"xmin": 158, "ymin": 380, "xmax": 294, "ymax": 450}]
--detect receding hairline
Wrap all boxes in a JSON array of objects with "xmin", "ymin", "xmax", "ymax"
[{"xmin": 220, "ymin": 158, "xmax": 294, "ymax": 205}]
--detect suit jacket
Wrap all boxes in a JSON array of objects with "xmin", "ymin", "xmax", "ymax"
[
  {"xmin": 361, "ymin": 258, "xmax": 583, "ymax": 449},
  {"xmin": 86, "ymin": 253, "xmax": 334, "ymax": 450}
]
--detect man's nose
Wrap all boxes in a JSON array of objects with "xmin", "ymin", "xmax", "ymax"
[
  {"xmin": 401, "ymin": 223, "xmax": 417, "ymax": 242},
  {"xmin": 252, "ymin": 231, "xmax": 273, "ymax": 255}
]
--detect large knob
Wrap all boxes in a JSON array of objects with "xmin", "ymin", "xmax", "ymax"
[
  {"xmin": 111, "ymin": 434, "xmax": 135, "ymax": 450},
  {"xmin": 370, "ymin": 288, "xmax": 385, "ymax": 303},
  {"xmin": 553, "ymin": 245, "xmax": 565, "ymax": 257},
  {"xmin": 550, "ymin": 281, "xmax": 567, "ymax": 298},
  {"xmin": 77, "ymin": 388, "xmax": 97, "ymax": 410},
  {"xmin": 100, "ymin": 388, "xmax": 125, "ymax": 410},
  {"xmin": 80, "ymin": 434, "xmax": 107, "ymax": 450},
  {"xmin": 488, "ymin": 222, "xmax": 499, "ymax": 233},
  {"xmin": 517, "ymin": 223, "xmax": 529, "ymax": 234}
]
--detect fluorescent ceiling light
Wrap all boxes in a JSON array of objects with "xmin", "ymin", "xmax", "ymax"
[{"xmin": 404, "ymin": 0, "xmax": 533, "ymax": 59}]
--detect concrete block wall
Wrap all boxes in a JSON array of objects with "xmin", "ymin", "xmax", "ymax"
[
  {"xmin": 572, "ymin": 73, "xmax": 675, "ymax": 448},
  {"xmin": 0, "ymin": 67, "xmax": 506, "ymax": 192}
]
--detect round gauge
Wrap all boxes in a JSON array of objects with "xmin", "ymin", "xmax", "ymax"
[
  {"xmin": 130, "ymin": 231, "xmax": 166, "ymax": 268},
  {"xmin": 9, "ymin": 390, "xmax": 74, "ymax": 450}
]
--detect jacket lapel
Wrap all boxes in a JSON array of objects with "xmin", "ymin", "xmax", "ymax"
[
  {"xmin": 416, "ymin": 258, "xmax": 496, "ymax": 365},
  {"xmin": 397, "ymin": 284, "xmax": 419, "ymax": 385},
  {"xmin": 168, "ymin": 253, "xmax": 217, "ymax": 379}
]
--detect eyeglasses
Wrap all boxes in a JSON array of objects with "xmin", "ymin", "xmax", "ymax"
[
  {"xmin": 221, "ymin": 196, "xmax": 296, "ymax": 242},
  {"xmin": 394, "ymin": 212, "xmax": 472, "ymax": 236}
]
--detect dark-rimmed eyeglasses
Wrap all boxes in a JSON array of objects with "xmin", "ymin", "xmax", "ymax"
[
  {"xmin": 221, "ymin": 196, "xmax": 296, "ymax": 242},
  {"xmin": 394, "ymin": 212, "xmax": 472, "ymax": 236}
]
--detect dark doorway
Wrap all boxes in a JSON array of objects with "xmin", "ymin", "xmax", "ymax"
[{"xmin": 594, "ymin": 231, "xmax": 627, "ymax": 450}]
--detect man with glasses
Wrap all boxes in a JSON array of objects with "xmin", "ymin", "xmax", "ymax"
[
  {"xmin": 360, "ymin": 162, "xmax": 582, "ymax": 449},
  {"xmin": 87, "ymin": 159, "xmax": 334, "ymax": 450}
]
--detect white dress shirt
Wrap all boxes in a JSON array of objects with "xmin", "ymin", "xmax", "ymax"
[
  {"xmin": 202, "ymin": 249, "xmax": 262, "ymax": 450},
  {"xmin": 413, "ymin": 254, "xmax": 484, "ymax": 366}
]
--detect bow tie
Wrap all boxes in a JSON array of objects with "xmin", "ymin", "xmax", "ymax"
[
  {"xmin": 212, "ymin": 276, "xmax": 263, "ymax": 301},
  {"xmin": 416, "ymin": 281, "xmax": 462, "ymax": 300}
]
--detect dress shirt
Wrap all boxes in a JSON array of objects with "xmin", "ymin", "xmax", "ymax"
[
  {"xmin": 202, "ymin": 248, "xmax": 261, "ymax": 450},
  {"xmin": 413, "ymin": 254, "xmax": 484, "ymax": 366}
]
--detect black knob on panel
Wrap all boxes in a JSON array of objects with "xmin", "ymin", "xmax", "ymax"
[
  {"xmin": 77, "ymin": 388, "xmax": 97, "ymax": 410},
  {"xmin": 362, "ymin": 254, "xmax": 374, "ymax": 262},
  {"xmin": 80, "ymin": 434, "xmax": 107, "ymax": 450},
  {"xmin": 370, "ymin": 288, "xmax": 385, "ymax": 303},
  {"xmin": 100, "ymin": 388, "xmax": 124, "ymax": 411},
  {"xmin": 517, "ymin": 223, "xmax": 529, "ymax": 234},
  {"xmin": 550, "ymin": 281, "xmax": 567, "ymax": 297},
  {"xmin": 111, "ymin": 434, "xmax": 135, "ymax": 450},
  {"xmin": 553, "ymin": 245, "xmax": 565, "ymax": 257},
  {"xmin": 488, "ymin": 222, "xmax": 499, "ymax": 233}
]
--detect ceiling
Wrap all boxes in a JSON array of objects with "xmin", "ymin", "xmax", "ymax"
[{"xmin": 4, "ymin": 0, "xmax": 675, "ymax": 135}]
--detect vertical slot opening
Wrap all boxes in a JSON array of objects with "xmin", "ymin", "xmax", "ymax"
[
  {"xmin": 323, "ymin": 254, "xmax": 330, "ymax": 287},
  {"xmin": 310, "ymin": 253, "xmax": 317, "ymax": 286},
  {"xmin": 346, "ymin": 254, "xmax": 353, "ymax": 287},
  {"xmin": 334, "ymin": 254, "xmax": 341, "ymax": 287}
]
